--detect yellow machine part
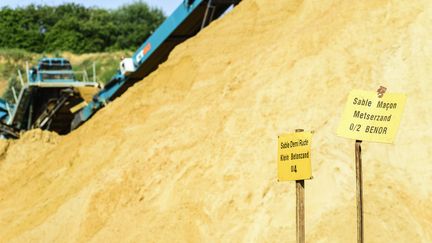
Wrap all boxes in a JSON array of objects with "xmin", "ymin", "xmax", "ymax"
[{"xmin": 70, "ymin": 86, "xmax": 100, "ymax": 114}]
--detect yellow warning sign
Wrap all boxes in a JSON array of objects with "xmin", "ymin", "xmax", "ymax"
[
  {"xmin": 337, "ymin": 89, "xmax": 406, "ymax": 143},
  {"xmin": 278, "ymin": 132, "xmax": 312, "ymax": 181}
]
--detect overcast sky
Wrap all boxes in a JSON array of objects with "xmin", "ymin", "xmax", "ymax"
[{"xmin": 0, "ymin": 0, "xmax": 183, "ymax": 15}]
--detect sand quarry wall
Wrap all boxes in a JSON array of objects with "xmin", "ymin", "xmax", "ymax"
[{"xmin": 0, "ymin": 0, "xmax": 431, "ymax": 242}]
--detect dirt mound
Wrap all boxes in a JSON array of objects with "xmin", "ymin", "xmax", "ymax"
[{"xmin": 0, "ymin": 0, "xmax": 431, "ymax": 242}]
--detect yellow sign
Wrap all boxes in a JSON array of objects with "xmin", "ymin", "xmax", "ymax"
[
  {"xmin": 337, "ymin": 89, "xmax": 406, "ymax": 143},
  {"xmin": 278, "ymin": 132, "xmax": 312, "ymax": 181}
]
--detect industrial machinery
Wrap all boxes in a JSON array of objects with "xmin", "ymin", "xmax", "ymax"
[
  {"xmin": 0, "ymin": 0, "xmax": 241, "ymax": 138},
  {"xmin": 0, "ymin": 99, "xmax": 17, "ymax": 138},
  {"xmin": 0, "ymin": 58, "xmax": 98, "ymax": 138}
]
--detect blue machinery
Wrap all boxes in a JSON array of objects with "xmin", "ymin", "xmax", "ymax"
[
  {"xmin": 0, "ymin": 0, "xmax": 241, "ymax": 138},
  {"xmin": 0, "ymin": 58, "xmax": 98, "ymax": 138}
]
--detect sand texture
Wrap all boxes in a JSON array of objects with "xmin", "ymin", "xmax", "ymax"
[{"xmin": 0, "ymin": 0, "xmax": 431, "ymax": 242}]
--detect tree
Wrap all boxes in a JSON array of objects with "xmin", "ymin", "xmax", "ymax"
[
  {"xmin": 111, "ymin": 1, "xmax": 165, "ymax": 51},
  {"xmin": 0, "ymin": 2, "xmax": 165, "ymax": 53}
]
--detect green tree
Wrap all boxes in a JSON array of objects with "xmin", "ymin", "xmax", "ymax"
[
  {"xmin": 0, "ymin": 2, "xmax": 165, "ymax": 53},
  {"xmin": 111, "ymin": 1, "xmax": 165, "ymax": 51}
]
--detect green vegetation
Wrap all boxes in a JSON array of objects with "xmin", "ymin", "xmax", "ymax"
[{"xmin": 0, "ymin": 1, "xmax": 165, "ymax": 54}]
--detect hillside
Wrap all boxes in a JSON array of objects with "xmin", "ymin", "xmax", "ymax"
[{"xmin": 0, "ymin": 0, "xmax": 431, "ymax": 242}]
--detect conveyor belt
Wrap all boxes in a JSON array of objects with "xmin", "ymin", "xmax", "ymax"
[{"xmin": 72, "ymin": 0, "xmax": 241, "ymax": 129}]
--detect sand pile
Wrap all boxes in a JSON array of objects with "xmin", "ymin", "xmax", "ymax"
[
  {"xmin": 0, "ymin": 129, "xmax": 58, "ymax": 185},
  {"xmin": 1, "ymin": 0, "xmax": 432, "ymax": 242}
]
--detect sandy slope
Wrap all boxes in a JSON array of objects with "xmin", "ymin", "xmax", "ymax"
[{"xmin": 0, "ymin": 0, "xmax": 431, "ymax": 242}]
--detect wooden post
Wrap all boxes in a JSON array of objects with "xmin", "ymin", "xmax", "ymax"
[
  {"xmin": 355, "ymin": 140, "xmax": 363, "ymax": 243},
  {"xmin": 296, "ymin": 179, "xmax": 305, "ymax": 243},
  {"xmin": 295, "ymin": 129, "xmax": 305, "ymax": 243}
]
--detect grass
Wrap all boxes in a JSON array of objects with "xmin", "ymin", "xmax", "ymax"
[{"xmin": 0, "ymin": 48, "xmax": 35, "ymax": 62}]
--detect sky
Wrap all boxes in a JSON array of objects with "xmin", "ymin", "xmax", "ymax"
[{"xmin": 0, "ymin": 0, "xmax": 183, "ymax": 15}]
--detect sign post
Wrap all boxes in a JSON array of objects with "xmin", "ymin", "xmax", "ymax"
[
  {"xmin": 296, "ymin": 129, "xmax": 305, "ymax": 243},
  {"xmin": 278, "ymin": 129, "xmax": 312, "ymax": 243},
  {"xmin": 355, "ymin": 139, "xmax": 363, "ymax": 243},
  {"xmin": 337, "ymin": 87, "xmax": 406, "ymax": 243}
]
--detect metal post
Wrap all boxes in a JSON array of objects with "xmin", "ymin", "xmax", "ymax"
[
  {"xmin": 27, "ymin": 102, "xmax": 33, "ymax": 130},
  {"xmin": 83, "ymin": 71, "xmax": 89, "ymax": 82},
  {"xmin": 11, "ymin": 87, "xmax": 18, "ymax": 103},
  {"xmin": 5, "ymin": 103, "xmax": 12, "ymax": 124},
  {"xmin": 295, "ymin": 128, "xmax": 305, "ymax": 243},
  {"xmin": 201, "ymin": 0, "xmax": 213, "ymax": 29},
  {"xmin": 17, "ymin": 70, "xmax": 25, "ymax": 87},
  {"xmin": 26, "ymin": 62, "xmax": 30, "ymax": 82},
  {"xmin": 355, "ymin": 140, "xmax": 364, "ymax": 243}
]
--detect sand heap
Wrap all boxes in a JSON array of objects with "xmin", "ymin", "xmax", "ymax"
[{"xmin": 1, "ymin": 0, "xmax": 432, "ymax": 242}]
